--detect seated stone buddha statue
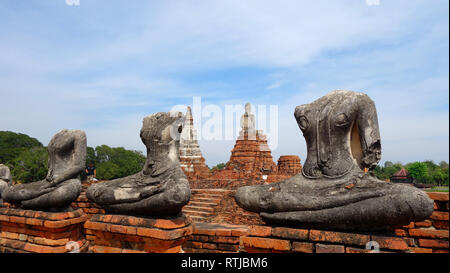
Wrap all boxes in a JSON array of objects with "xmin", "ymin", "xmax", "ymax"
[
  {"xmin": 86, "ymin": 111, "xmax": 191, "ymax": 217},
  {"xmin": 235, "ymin": 90, "xmax": 434, "ymax": 230},
  {"xmin": 3, "ymin": 130, "xmax": 86, "ymax": 211},
  {"xmin": 0, "ymin": 164, "xmax": 12, "ymax": 202}
]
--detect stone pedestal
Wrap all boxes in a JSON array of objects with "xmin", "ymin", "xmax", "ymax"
[
  {"xmin": 84, "ymin": 214, "xmax": 193, "ymax": 253},
  {"xmin": 0, "ymin": 208, "xmax": 89, "ymax": 253}
]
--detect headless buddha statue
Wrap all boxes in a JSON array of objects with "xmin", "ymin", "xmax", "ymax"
[
  {"xmin": 235, "ymin": 91, "xmax": 434, "ymax": 230},
  {"xmin": 3, "ymin": 130, "xmax": 86, "ymax": 211},
  {"xmin": 86, "ymin": 111, "xmax": 191, "ymax": 217},
  {"xmin": 0, "ymin": 164, "xmax": 12, "ymax": 202}
]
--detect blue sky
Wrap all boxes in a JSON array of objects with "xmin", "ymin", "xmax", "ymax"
[{"xmin": 0, "ymin": 0, "xmax": 448, "ymax": 167}]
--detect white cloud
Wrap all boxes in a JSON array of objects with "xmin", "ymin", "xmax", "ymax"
[{"xmin": 366, "ymin": 0, "xmax": 380, "ymax": 6}]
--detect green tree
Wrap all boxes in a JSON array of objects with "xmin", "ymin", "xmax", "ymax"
[
  {"xmin": 439, "ymin": 161, "xmax": 449, "ymax": 169},
  {"xmin": 210, "ymin": 163, "xmax": 226, "ymax": 171},
  {"xmin": 406, "ymin": 162, "xmax": 428, "ymax": 184},
  {"xmin": 94, "ymin": 145, "xmax": 146, "ymax": 180},
  {"xmin": 10, "ymin": 146, "xmax": 48, "ymax": 183},
  {"xmin": 0, "ymin": 131, "xmax": 42, "ymax": 164}
]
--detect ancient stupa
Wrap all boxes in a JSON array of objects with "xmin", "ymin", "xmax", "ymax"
[
  {"xmin": 179, "ymin": 106, "xmax": 211, "ymax": 180},
  {"xmin": 224, "ymin": 103, "xmax": 277, "ymax": 178}
]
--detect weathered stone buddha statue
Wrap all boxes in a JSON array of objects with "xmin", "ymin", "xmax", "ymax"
[
  {"xmin": 3, "ymin": 130, "xmax": 87, "ymax": 211},
  {"xmin": 235, "ymin": 91, "xmax": 434, "ymax": 230},
  {"xmin": 86, "ymin": 111, "xmax": 191, "ymax": 217},
  {"xmin": 0, "ymin": 164, "xmax": 12, "ymax": 201},
  {"xmin": 240, "ymin": 103, "xmax": 256, "ymax": 135}
]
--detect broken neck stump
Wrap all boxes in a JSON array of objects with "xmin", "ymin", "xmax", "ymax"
[
  {"xmin": 0, "ymin": 208, "xmax": 88, "ymax": 253},
  {"xmin": 84, "ymin": 214, "xmax": 192, "ymax": 253}
]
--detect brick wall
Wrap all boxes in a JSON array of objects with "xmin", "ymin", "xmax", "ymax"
[
  {"xmin": 183, "ymin": 192, "xmax": 449, "ymax": 253},
  {"xmin": 0, "ymin": 208, "xmax": 89, "ymax": 253},
  {"xmin": 183, "ymin": 223, "xmax": 248, "ymax": 253}
]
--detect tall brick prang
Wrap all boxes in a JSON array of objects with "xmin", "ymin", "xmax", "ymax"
[{"xmin": 179, "ymin": 106, "xmax": 211, "ymax": 180}]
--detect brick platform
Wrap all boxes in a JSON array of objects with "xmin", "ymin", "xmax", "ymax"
[
  {"xmin": 0, "ymin": 208, "xmax": 89, "ymax": 253},
  {"xmin": 84, "ymin": 214, "xmax": 193, "ymax": 253},
  {"xmin": 71, "ymin": 191, "xmax": 105, "ymax": 217},
  {"xmin": 183, "ymin": 222, "xmax": 248, "ymax": 253},
  {"xmin": 240, "ymin": 226, "xmax": 410, "ymax": 253},
  {"xmin": 239, "ymin": 192, "xmax": 449, "ymax": 253}
]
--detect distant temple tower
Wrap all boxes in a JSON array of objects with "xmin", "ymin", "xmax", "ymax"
[
  {"xmin": 179, "ymin": 106, "xmax": 211, "ymax": 180},
  {"xmin": 277, "ymin": 155, "xmax": 302, "ymax": 175},
  {"xmin": 224, "ymin": 103, "xmax": 277, "ymax": 178}
]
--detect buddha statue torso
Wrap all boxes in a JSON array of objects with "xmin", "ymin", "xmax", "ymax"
[{"xmin": 295, "ymin": 91, "xmax": 381, "ymax": 178}]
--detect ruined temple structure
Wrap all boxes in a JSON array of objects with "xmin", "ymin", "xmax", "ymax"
[
  {"xmin": 179, "ymin": 106, "xmax": 211, "ymax": 180},
  {"xmin": 220, "ymin": 103, "xmax": 277, "ymax": 180},
  {"xmin": 277, "ymin": 155, "xmax": 302, "ymax": 175}
]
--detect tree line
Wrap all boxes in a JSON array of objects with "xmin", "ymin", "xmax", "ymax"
[
  {"xmin": 0, "ymin": 131, "xmax": 145, "ymax": 183},
  {"xmin": 373, "ymin": 160, "xmax": 449, "ymax": 186},
  {"xmin": 0, "ymin": 131, "xmax": 448, "ymax": 186}
]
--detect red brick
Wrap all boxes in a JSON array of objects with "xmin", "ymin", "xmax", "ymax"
[
  {"xmin": 402, "ymin": 222, "xmax": 415, "ymax": 229},
  {"xmin": 345, "ymin": 247, "xmax": 371, "ymax": 253},
  {"xmin": 22, "ymin": 243, "xmax": 44, "ymax": 253},
  {"xmin": 418, "ymin": 239, "xmax": 449, "ymax": 249},
  {"xmin": 121, "ymin": 249, "xmax": 147, "ymax": 253},
  {"xmin": 292, "ymin": 242, "xmax": 313, "ymax": 253},
  {"xmin": 191, "ymin": 235, "xmax": 209, "ymax": 242},
  {"xmin": 432, "ymin": 220, "xmax": 449, "ymax": 230},
  {"xmin": 408, "ymin": 229, "xmax": 449, "ymax": 239},
  {"xmin": 394, "ymin": 229, "xmax": 408, "ymax": 237},
  {"xmin": 244, "ymin": 247, "xmax": 271, "ymax": 253},
  {"xmin": 430, "ymin": 211, "xmax": 449, "ymax": 221},
  {"xmin": 126, "ymin": 217, "xmax": 145, "ymax": 227},
  {"xmin": 29, "ymin": 237, "xmax": 69, "ymax": 247},
  {"xmin": 209, "ymin": 236, "xmax": 240, "ymax": 244},
  {"xmin": 411, "ymin": 247, "xmax": 433, "ymax": 253},
  {"xmin": 272, "ymin": 227, "xmax": 308, "ymax": 240},
  {"xmin": 194, "ymin": 227, "xmax": 216, "ymax": 236},
  {"xmin": 91, "ymin": 245, "xmax": 122, "ymax": 253},
  {"xmin": 0, "ymin": 232, "xmax": 19, "ymax": 240},
  {"xmin": 25, "ymin": 218, "xmax": 44, "ymax": 226},
  {"xmin": 154, "ymin": 218, "xmax": 189, "ymax": 229},
  {"xmin": 215, "ymin": 229, "xmax": 232, "ymax": 236},
  {"xmin": 218, "ymin": 243, "xmax": 239, "ymax": 252},
  {"xmin": 427, "ymin": 192, "xmax": 449, "ymax": 202},
  {"xmin": 315, "ymin": 244, "xmax": 345, "ymax": 253},
  {"xmin": 184, "ymin": 241, "xmax": 203, "ymax": 249},
  {"xmin": 432, "ymin": 249, "xmax": 449, "ymax": 253},
  {"xmin": 310, "ymin": 230, "xmax": 370, "ymax": 246},
  {"xmin": 9, "ymin": 216, "xmax": 27, "ymax": 224},
  {"xmin": 84, "ymin": 221, "xmax": 110, "ymax": 232},
  {"xmin": 231, "ymin": 228, "xmax": 248, "ymax": 236},
  {"xmin": 248, "ymin": 225, "xmax": 272, "ymax": 237},
  {"xmin": 136, "ymin": 226, "xmax": 191, "ymax": 240},
  {"xmin": 202, "ymin": 242, "xmax": 218, "ymax": 250},
  {"xmin": 241, "ymin": 237, "xmax": 290, "ymax": 251},
  {"xmin": 43, "ymin": 219, "xmax": 74, "ymax": 229},
  {"xmin": 414, "ymin": 220, "xmax": 432, "ymax": 228},
  {"xmin": 371, "ymin": 236, "xmax": 409, "ymax": 251}
]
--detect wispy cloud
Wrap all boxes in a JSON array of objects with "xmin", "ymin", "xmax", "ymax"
[{"xmin": 0, "ymin": 0, "xmax": 448, "ymax": 166}]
